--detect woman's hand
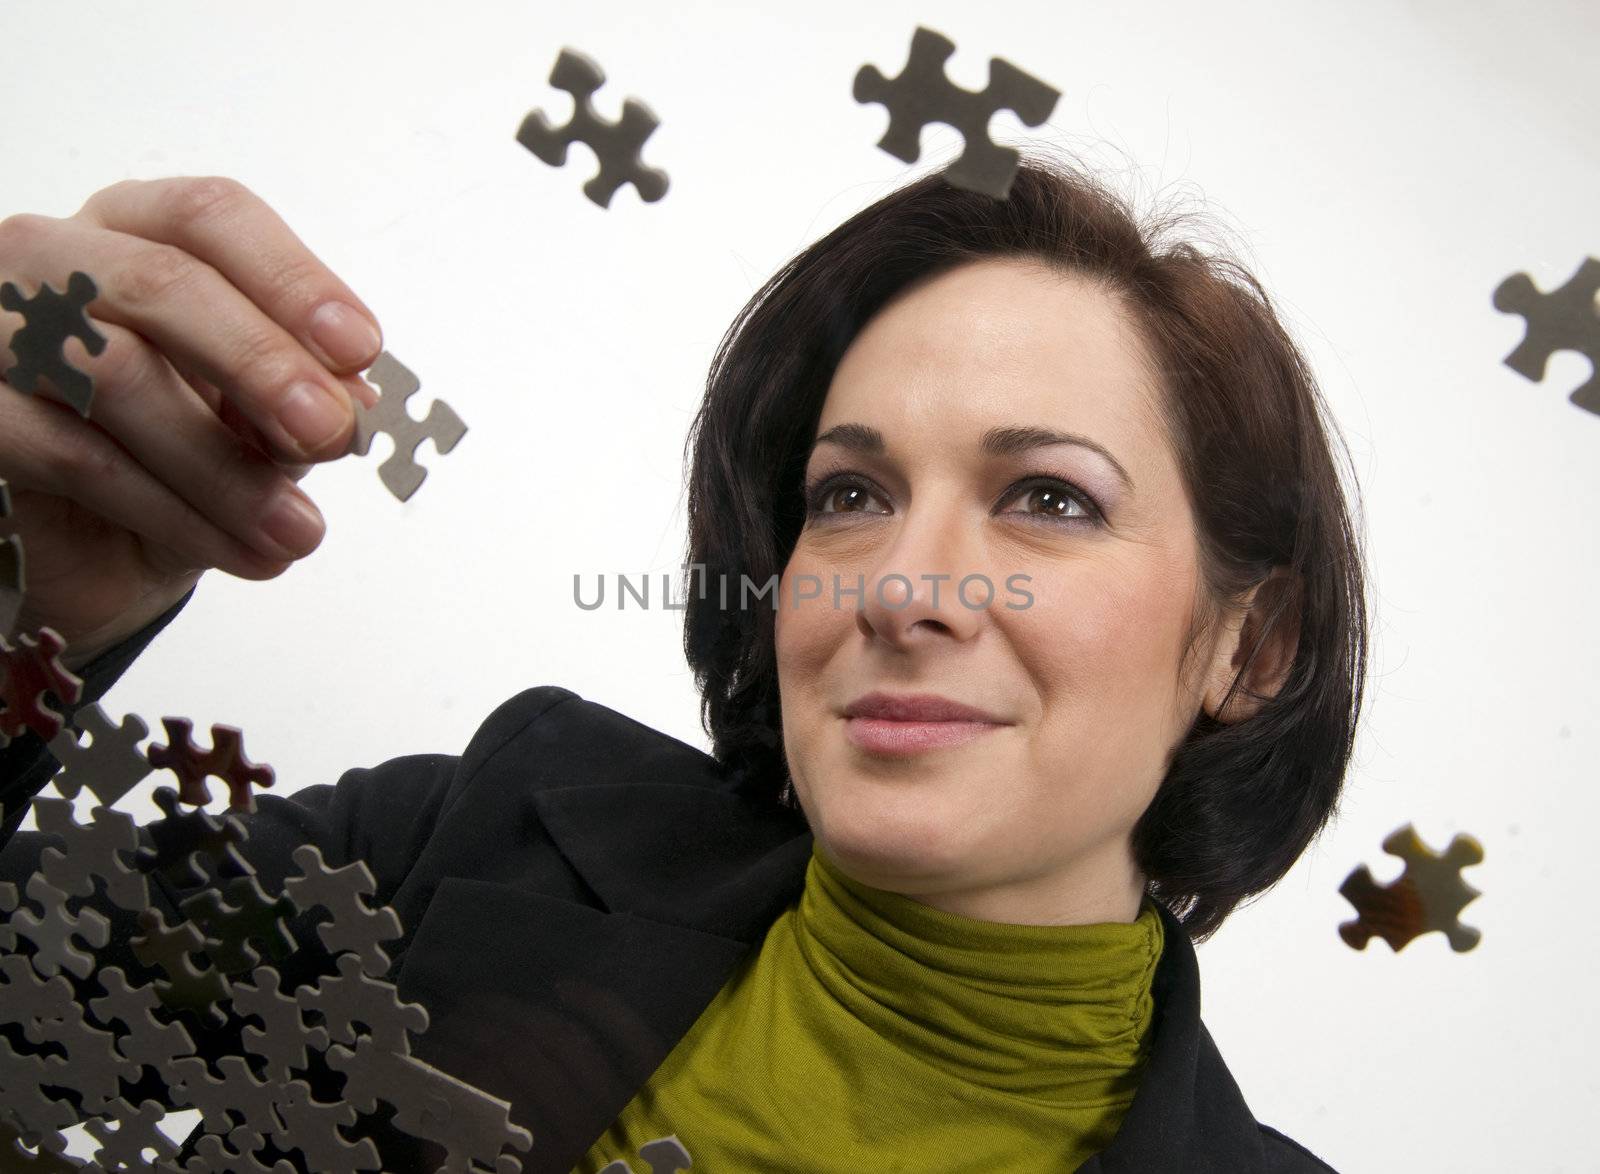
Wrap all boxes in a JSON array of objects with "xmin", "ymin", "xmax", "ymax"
[{"xmin": 0, "ymin": 176, "xmax": 382, "ymax": 672}]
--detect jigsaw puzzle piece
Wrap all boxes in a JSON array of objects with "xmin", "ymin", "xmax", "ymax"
[
  {"xmin": 271, "ymin": 1079, "xmax": 381, "ymax": 1173},
  {"xmin": 0, "ymin": 270, "xmax": 106, "ymax": 417},
  {"xmin": 46, "ymin": 702, "xmax": 152, "ymax": 808},
  {"xmin": 148, "ymin": 716, "xmax": 274, "ymax": 811},
  {"xmin": 82, "ymin": 1097, "xmax": 181, "ymax": 1172},
  {"xmin": 853, "ymin": 26, "xmax": 1060, "ymax": 199},
  {"xmin": 0, "ymin": 1123, "xmax": 83, "ymax": 1172},
  {"xmin": 134, "ymin": 785, "xmax": 255, "ymax": 892},
  {"xmin": 0, "ymin": 1106, "xmax": 81, "ymax": 1170},
  {"xmin": 179, "ymin": 873, "xmax": 297, "ymax": 976},
  {"xmin": 283, "ymin": 843, "xmax": 403, "ymax": 975},
  {"xmin": 33, "ymin": 795, "xmax": 151, "ymax": 914},
  {"xmin": 1339, "ymin": 822, "xmax": 1484, "ymax": 952},
  {"xmin": 0, "ymin": 626, "xmax": 83, "ymax": 743},
  {"xmin": 516, "ymin": 47, "xmax": 669, "ymax": 208},
  {"xmin": 295, "ymin": 950, "xmax": 428, "ymax": 1052},
  {"xmin": 185, "ymin": 1124, "xmax": 297, "ymax": 1174},
  {"xmin": 348, "ymin": 351, "xmax": 466, "ymax": 502},
  {"xmin": 1492, "ymin": 256, "xmax": 1600, "ymax": 414},
  {"xmin": 130, "ymin": 906, "xmax": 233, "ymax": 1024},
  {"xmin": 5, "ymin": 870, "xmax": 112, "ymax": 978},
  {"xmin": 88, "ymin": 965, "xmax": 197, "ymax": 1084},
  {"xmin": 167, "ymin": 1053, "xmax": 282, "ymax": 1140},
  {"xmin": 228, "ymin": 965, "xmax": 329, "ymax": 1083},
  {"xmin": 327, "ymin": 1035, "xmax": 532, "ymax": 1174}
]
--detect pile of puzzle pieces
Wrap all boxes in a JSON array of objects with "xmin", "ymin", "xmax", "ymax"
[{"xmin": 1, "ymin": 686, "xmax": 533, "ymax": 1171}]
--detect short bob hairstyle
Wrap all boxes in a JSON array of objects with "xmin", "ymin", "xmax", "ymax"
[{"xmin": 682, "ymin": 148, "xmax": 1370, "ymax": 942}]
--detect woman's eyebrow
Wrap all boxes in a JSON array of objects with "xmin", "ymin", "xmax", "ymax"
[{"xmin": 810, "ymin": 422, "xmax": 1134, "ymax": 492}]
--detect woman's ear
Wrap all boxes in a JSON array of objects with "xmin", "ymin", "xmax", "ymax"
[{"xmin": 1201, "ymin": 567, "xmax": 1301, "ymax": 724}]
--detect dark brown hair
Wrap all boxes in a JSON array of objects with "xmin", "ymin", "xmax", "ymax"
[{"xmin": 681, "ymin": 148, "xmax": 1369, "ymax": 942}]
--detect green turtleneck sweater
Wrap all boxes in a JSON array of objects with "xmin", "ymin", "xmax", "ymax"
[{"xmin": 573, "ymin": 839, "xmax": 1165, "ymax": 1173}]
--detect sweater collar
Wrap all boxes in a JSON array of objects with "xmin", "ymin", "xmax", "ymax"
[{"xmin": 798, "ymin": 839, "xmax": 1165, "ymax": 1099}]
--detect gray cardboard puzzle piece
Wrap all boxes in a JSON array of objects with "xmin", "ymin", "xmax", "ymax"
[
  {"xmin": 296, "ymin": 950, "xmax": 428, "ymax": 1053},
  {"xmin": 88, "ymin": 965, "xmax": 197, "ymax": 1083},
  {"xmin": 230, "ymin": 966, "xmax": 329, "ymax": 1083},
  {"xmin": 516, "ymin": 47, "xmax": 669, "ymax": 208},
  {"xmin": 327, "ymin": 1034, "xmax": 532, "ymax": 1174},
  {"xmin": 272, "ymin": 1078, "xmax": 381, "ymax": 1174},
  {"xmin": 0, "ymin": 1035, "xmax": 78, "ymax": 1151},
  {"xmin": 348, "ymin": 351, "xmax": 466, "ymax": 502},
  {"xmin": 6, "ymin": 870, "xmax": 112, "ymax": 979},
  {"xmin": 283, "ymin": 843, "xmax": 403, "ymax": 976},
  {"xmin": 82, "ymin": 1096, "xmax": 181, "ymax": 1172},
  {"xmin": 0, "ymin": 271, "xmax": 105, "ymax": 417},
  {"xmin": 853, "ymin": 26, "xmax": 1060, "ymax": 200},
  {"xmin": 1492, "ymin": 256, "xmax": 1600, "ymax": 414},
  {"xmin": 33, "ymin": 795, "xmax": 151, "ymax": 914},
  {"xmin": 46, "ymin": 702, "xmax": 153, "ymax": 809}
]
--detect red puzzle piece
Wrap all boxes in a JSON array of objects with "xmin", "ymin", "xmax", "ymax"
[
  {"xmin": 146, "ymin": 717, "xmax": 274, "ymax": 812},
  {"xmin": 0, "ymin": 627, "xmax": 83, "ymax": 742}
]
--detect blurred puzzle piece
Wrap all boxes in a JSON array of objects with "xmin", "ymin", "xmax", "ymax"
[
  {"xmin": 515, "ymin": 47, "xmax": 669, "ymax": 208},
  {"xmin": 1339, "ymin": 822, "xmax": 1484, "ymax": 952},
  {"xmin": 0, "ymin": 270, "xmax": 105, "ymax": 417},
  {"xmin": 349, "ymin": 351, "xmax": 466, "ymax": 502},
  {"xmin": 0, "ymin": 626, "xmax": 82, "ymax": 743},
  {"xmin": 853, "ymin": 26, "xmax": 1060, "ymax": 200},
  {"xmin": 1492, "ymin": 256, "xmax": 1600, "ymax": 414}
]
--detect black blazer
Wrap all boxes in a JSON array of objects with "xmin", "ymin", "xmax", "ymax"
[{"xmin": 1, "ymin": 596, "xmax": 1338, "ymax": 1174}]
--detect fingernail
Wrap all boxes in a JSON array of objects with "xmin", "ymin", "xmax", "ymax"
[
  {"xmin": 260, "ymin": 491, "xmax": 324, "ymax": 557},
  {"xmin": 309, "ymin": 301, "xmax": 382, "ymax": 369},
  {"xmin": 280, "ymin": 382, "xmax": 350, "ymax": 453}
]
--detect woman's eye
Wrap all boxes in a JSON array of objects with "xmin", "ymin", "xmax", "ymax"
[
  {"xmin": 1001, "ymin": 480, "xmax": 1100, "ymax": 524},
  {"xmin": 806, "ymin": 478, "xmax": 888, "ymax": 517}
]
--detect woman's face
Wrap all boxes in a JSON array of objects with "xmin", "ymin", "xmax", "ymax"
[{"xmin": 775, "ymin": 255, "xmax": 1248, "ymax": 927}]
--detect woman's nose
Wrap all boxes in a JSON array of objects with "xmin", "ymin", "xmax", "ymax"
[{"xmin": 853, "ymin": 513, "xmax": 989, "ymax": 648}]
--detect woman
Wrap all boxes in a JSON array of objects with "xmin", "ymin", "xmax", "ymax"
[{"xmin": 0, "ymin": 152, "xmax": 1365, "ymax": 1172}]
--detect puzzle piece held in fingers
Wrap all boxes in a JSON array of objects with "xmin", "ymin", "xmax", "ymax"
[
  {"xmin": 0, "ymin": 270, "xmax": 105, "ymax": 417},
  {"xmin": 349, "ymin": 351, "xmax": 466, "ymax": 502},
  {"xmin": 1339, "ymin": 822, "xmax": 1484, "ymax": 953}
]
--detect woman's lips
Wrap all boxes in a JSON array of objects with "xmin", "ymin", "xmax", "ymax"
[{"xmin": 843, "ymin": 716, "xmax": 1005, "ymax": 756}]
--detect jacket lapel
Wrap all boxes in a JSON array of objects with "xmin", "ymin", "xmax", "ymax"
[{"xmin": 391, "ymin": 781, "xmax": 811, "ymax": 1174}]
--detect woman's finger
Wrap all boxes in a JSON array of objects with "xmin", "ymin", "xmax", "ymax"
[
  {"xmin": 0, "ymin": 209, "xmax": 364, "ymax": 466},
  {"xmin": 0, "ymin": 375, "xmax": 296, "ymax": 580},
  {"xmin": 78, "ymin": 177, "xmax": 383, "ymax": 374}
]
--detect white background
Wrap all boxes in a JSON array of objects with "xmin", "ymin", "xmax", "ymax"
[{"xmin": 4, "ymin": 1, "xmax": 1598, "ymax": 1169}]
